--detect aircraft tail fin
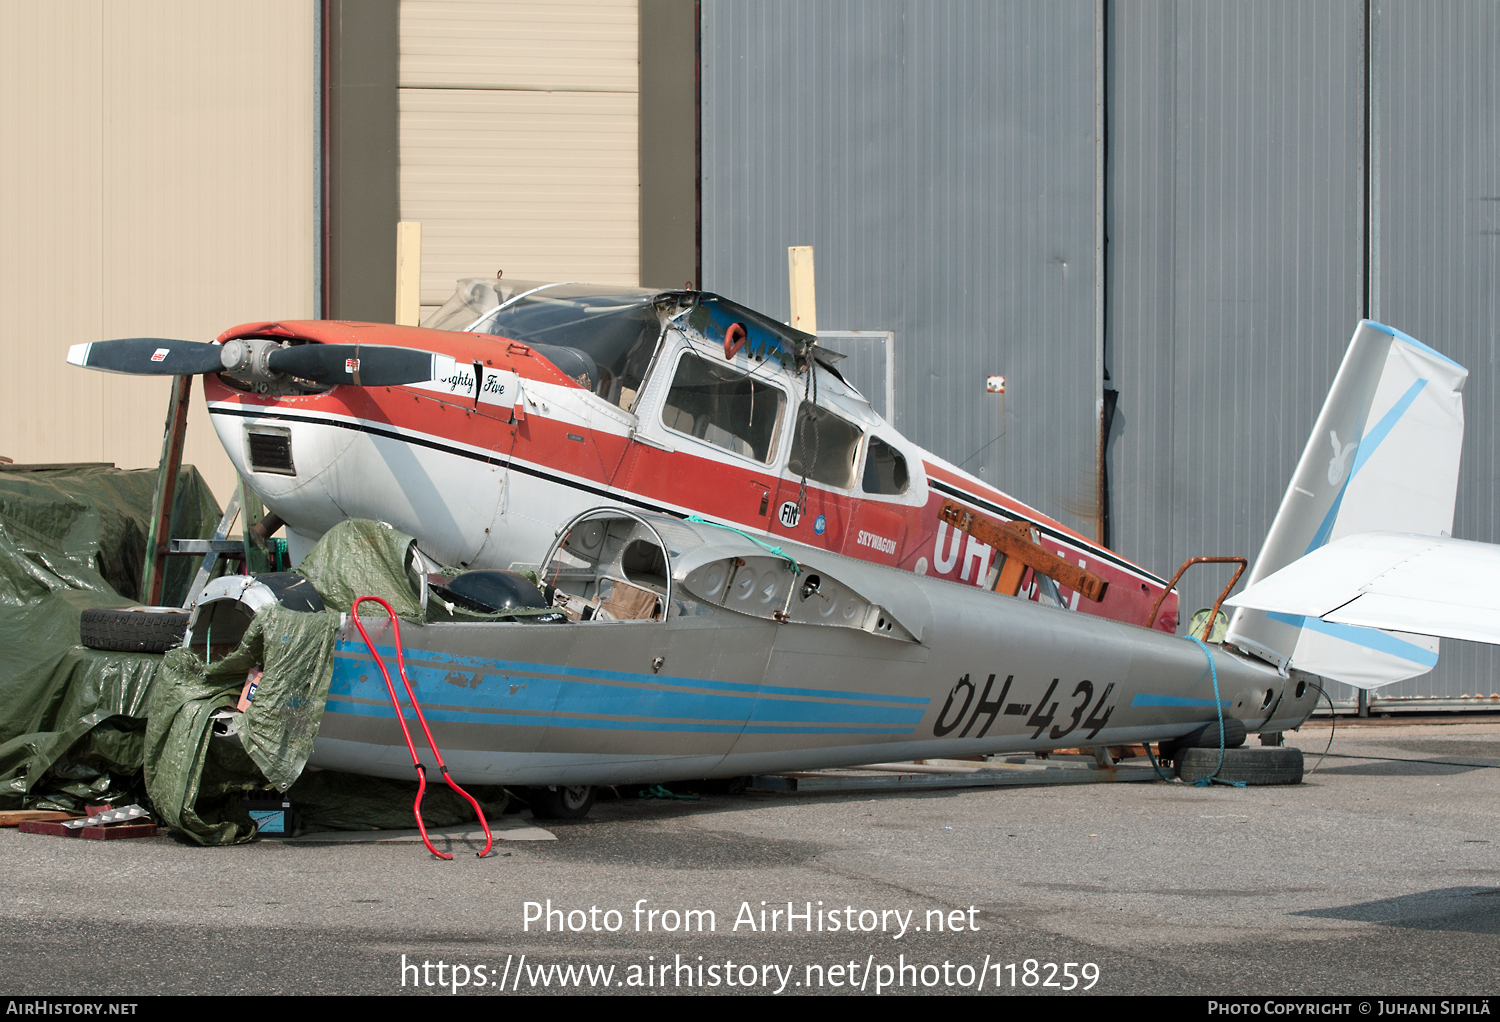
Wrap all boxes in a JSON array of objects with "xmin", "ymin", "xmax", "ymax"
[{"xmin": 1225, "ymin": 321, "xmax": 1468, "ymax": 688}]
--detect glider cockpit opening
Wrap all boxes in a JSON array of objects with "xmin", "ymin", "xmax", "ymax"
[{"xmin": 540, "ymin": 508, "xmax": 675, "ymax": 623}]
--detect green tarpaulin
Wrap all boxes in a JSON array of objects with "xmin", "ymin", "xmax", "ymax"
[
  {"xmin": 0, "ymin": 466, "xmax": 219, "ymax": 810},
  {"xmin": 144, "ymin": 604, "xmax": 339, "ymax": 844},
  {"xmin": 0, "ymin": 477, "xmax": 512, "ymax": 843}
]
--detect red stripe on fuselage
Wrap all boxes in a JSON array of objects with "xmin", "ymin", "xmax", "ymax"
[{"xmin": 206, "ymin": 320, "xmax": 1178, "ymax": 632}]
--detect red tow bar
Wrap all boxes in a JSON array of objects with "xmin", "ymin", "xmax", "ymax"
[{"xmin": 350, "ymin": 595, "xmax": 494, "ymax": 859}]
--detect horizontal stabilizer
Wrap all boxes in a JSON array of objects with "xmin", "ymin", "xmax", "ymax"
[{"xmin": 1226, "ymin": 532, "xmax": 1500, "ymax": 649}]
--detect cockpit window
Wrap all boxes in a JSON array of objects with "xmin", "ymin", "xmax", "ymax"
[
  {"xmin": 661, "ymin": 352, "xmax": 785, "ymax": 463},
  {"xmin": 862, "ymin": 436, "xmax": 910, "ymax": 495},
  {"xmin": 788, "ymin": 401, "xmax": 863, "ymax": 490},
  {"xmin": 424, "ymin": 280, "xmax": 662, "ymax": 410}
]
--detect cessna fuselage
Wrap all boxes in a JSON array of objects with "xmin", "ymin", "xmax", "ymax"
[{"xmin": 202, "ymin": 282, "xmax": 1179, "ymax": 633}]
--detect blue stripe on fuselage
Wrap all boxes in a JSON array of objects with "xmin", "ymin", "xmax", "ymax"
[
  {"xmin": 1130, "ymin": 694, "xmax": 1231, "ymax": 708},
  {"xmin": 329, "ymin": 641, "xmax": 928, "ymax": 733},
  {"xmin": 334, "ymin": 640, "xmax": 930, "ymax": 705},
  {"xmin": 324, "ymin": 698, "xmax": 916, "ymax": 735}
]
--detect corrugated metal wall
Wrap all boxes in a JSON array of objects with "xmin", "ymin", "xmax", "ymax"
[
  {"xmin": 1367, "ymin": 0, "xmax": 1500, "ymax": 701},
  {"xmin": 1104, "ymin": 0, "xmax": 1367, "ymax": 632},
  {"xmin": 704, "ymin": 0, "xmax": 1500, "ymax": 703},
  {"xmin": 700, "ymin": 0, "xmax": 1105, "ymax": 541},
  {"xmin": 399, "ymin": 0, "xmax": 640, "ymax": 317},
  {"xmin": 0, "ymin": 2, "xmax": 315, "ymax": 505}
]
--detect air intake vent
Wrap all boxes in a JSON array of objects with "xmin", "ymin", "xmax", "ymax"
[{"xmin": 245, "ymin": 425, "xmax": 295, "ymax": 476}]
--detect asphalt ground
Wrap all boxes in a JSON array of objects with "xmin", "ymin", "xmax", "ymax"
[{"xmin": 2, "ymin": 719, "xmax": 1499, "ymax": 998}]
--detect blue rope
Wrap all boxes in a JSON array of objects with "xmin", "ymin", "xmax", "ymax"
[
  {"xmin": 1185, "ymin": 635, "xmax": 1246, "ymax": 788},
  {"xmin": 1144, "ymin": 740, "xmax": 1177, "ymax": 782},
  {"xmin": 684, "ymin": 514, "xmax": 801, "ymax": 575}
]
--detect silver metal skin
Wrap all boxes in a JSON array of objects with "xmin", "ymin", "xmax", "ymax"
[{"xmin": 306, "ymin": 510, "xmax": 1320, "ymax": 787}]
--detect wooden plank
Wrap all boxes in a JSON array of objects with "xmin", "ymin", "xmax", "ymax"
[
  {"xmin": 18, "ymin": 819, "xmax": 81, "ymax": 837},
  {"xmin": 0, "ymin": 811, "xmax": 75, "ymax": 827},
  {"xmin": 395, "ymin": 221, "xmax": 423, "ymax": 326},
  {"xmin": 0, "ymin": 462, "xmax": 115, "ymax": 472},
  {"xmin": 788, "ymin": 245, "xmax": 817, "ymax": 334},
  {"xmin": 140, "ymin": 374, "xmax": 194, "ymax": 605},
  {"xmin": 80, "ymin": 823, "xmax": 159, "ymax": 840}
]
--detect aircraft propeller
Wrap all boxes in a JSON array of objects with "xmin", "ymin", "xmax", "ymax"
[{"xmin": 67, "ymin": 337, "xmax": 455, "ymax": 388}]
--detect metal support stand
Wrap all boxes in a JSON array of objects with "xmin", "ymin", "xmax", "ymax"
[
  {"xmin": 139, "ymin": 375, "xmax": 194, "ymax": 606},
  {"xmin": 1358, "ymin": 689, "xmax": 1370, "ymax": 718},
  {"xmin": 239, "ymin": 477, "xmax": 271, "ymax": 574},
  {"xmin": 179, "ymin": 491, "xmax": 243, "ymax": 608}
]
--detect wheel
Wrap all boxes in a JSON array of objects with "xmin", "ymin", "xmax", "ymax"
[
  {"xmin": 1175, "ymin": 746, "xmax": 1304, "ymax": 785},
  {"xmin": 527, "ymin": 784, "xmax": 596, "ymax": 820},
  {"xmin": 79, "ymin": 606, "xmax": 190, "ymax": 653}
]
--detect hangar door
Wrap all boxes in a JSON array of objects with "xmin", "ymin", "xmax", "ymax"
[{"xmin": 398, "ymin": 0, "xmax": 642, "ymax": 321}]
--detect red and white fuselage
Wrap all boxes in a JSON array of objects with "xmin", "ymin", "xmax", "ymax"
[{"xmin": 204, "ymin": 316, "xmax": 1178, "ymax": 632}]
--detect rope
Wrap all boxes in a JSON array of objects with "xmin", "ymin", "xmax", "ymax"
[
  {"xmin": 796, "ymin": 360, "xmax": 820, "ymax": 519},
  {"xmin": 1144, "ymin": 741, "xmax": 1177, "ymax": 782},
  {"xmin": 685, "ymin": 514, "xmax": 801, "ymax": 576},
  {"xmin": 1185, "ymin": 635, "xmax": 1246, "ymax": 788}
]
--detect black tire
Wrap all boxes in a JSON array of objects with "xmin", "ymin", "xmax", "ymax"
[
  {"xmin": 527, "ymin": 785, "xmax": 596, "ymax": 820},
  {"xmin": 79, "ymin": 606, "xmax": 190, "ymax": 653},
  {"xmin": 1176, "ymin": 746, "xmax": 1304, "ymax": 786},
  {"xmin": 1159, "ymin": 716, "xmax": 1247, "ymax": 759}
]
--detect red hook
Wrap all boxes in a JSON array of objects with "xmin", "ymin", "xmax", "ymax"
[
  {"xmin": 350, "ymin": 595, "xmax": 494, "ymax": 859},
  {"xmin": 723, "ymin": 322, "xmax": 748, "ymax": 360}
]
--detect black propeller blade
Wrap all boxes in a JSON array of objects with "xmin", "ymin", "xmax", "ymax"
[
  {"xmin": 66, "ymin": 338, "xmax": 225, "ymax": 376},
  {"xmin": 267, "ymin": 344, "xmax": 453, "ymax": 387},
  {"xmin": 68, "ymin": 337, "xmax": 456, "ymax": 388}
]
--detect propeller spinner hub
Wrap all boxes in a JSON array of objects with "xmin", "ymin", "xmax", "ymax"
[{"xmin": 219, "ymin": 338, "xmax": 282, "ymax": 382}]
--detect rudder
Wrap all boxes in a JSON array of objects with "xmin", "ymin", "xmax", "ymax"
[{"xmin": 1225, "ymin": 321, "xmax": 1467, "ymax": 688}]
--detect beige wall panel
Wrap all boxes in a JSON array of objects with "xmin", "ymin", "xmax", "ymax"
[
  {"xmin": 400, "ymin": 0, "xmax": 638, "ymax": 91},
  {"xmin": 402, "ymin": 89, "xmax": 639, "ymax": 300},
  {"xmin": 0, "ymin": 2, "xmax": 315, "ymax": 508},
  {"xmin": 0, "ymin": 4, "xmax": 107, "ymax": 468},
  {"xmin": 100, "ymin": 3, "xmax": 315, "ymax": 507}
]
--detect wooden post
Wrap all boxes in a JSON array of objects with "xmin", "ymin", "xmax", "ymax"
[
  {"xmin": 139, "ymin": 374, "xmax": 194, "ymax": 606},
  {"xmin": 788, "ymin": 245, "xmax": 816, "ymax": 334},
  {"xmin": 396, "ymin": 221, "xmax": 423, "ymax": 326}
]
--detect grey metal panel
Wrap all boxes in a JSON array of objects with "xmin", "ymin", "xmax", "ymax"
[
  {"xmin": 1368, "ymin": 0, "xmax": 1500, "ymax": 701},
  {"xmin": 1105, "ymin": 0, "xmax": 1367, "ymax": 629},
  {"xmin": 700, "ymin": 0, "xmax": 1104, "ymax": 539}
]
